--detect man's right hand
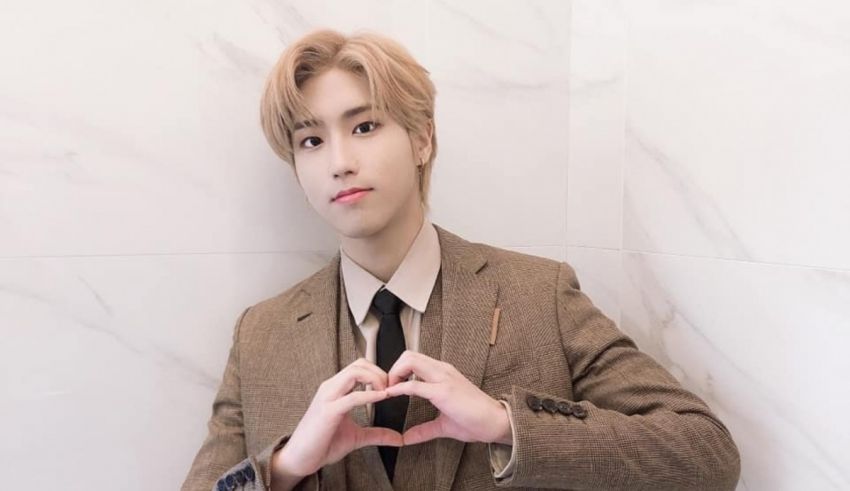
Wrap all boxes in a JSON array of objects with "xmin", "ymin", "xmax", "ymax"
[{"xmin": 270, "ymin": 358, "xmax": 402, "ymax": 490}]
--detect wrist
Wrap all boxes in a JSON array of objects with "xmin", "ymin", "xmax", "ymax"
[{"xmin": 270, "ymin": 444, "xmax": 309, "ymax": 491}]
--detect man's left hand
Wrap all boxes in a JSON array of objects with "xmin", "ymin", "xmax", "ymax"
[{"xmin": 383, "ymin": 350, "xmax": 513, "ymax": 446}]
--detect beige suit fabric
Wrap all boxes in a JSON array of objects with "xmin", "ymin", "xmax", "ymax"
[{"xmin": 182, "ymin": 225, "xmax": 741, "ymax": 491}]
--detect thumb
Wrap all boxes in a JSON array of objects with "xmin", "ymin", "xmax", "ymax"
[
  {"xmin": 354, "ymin": 427, "xmax": 403, "ymax": 450},
  {"xmin": 401, "ymin": 418, "xmax": 445, "ymax": 446}
]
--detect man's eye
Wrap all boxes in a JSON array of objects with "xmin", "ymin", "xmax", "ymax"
[
  {"xmin": 301, "ymin": 136, "xmax": 322, "ymax": 148},
  {"xmin": 353, "ymin": 121, "xmax": 379, "ymax": 134}
]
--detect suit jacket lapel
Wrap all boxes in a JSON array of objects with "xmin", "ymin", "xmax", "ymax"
[
  {"xmin": 291, "ymin": 256, "xmax": 340, "ymax": 398},
  {"xmin": 291, "ymin": 254, "xmax": 351, "ymax": 490},
  {"xmin": 432, "ymin": 226, "xmax": 499, "ymax": 491},
  {"xmin": 337, "ymin": 264, "xmax": 394, "ymax": 491},
  {"xmin": 403, "ymin": 269, "xmax": 443, "ymax": 429}
]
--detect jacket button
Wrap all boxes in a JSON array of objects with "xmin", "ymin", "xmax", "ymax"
[
  {"xmin": 542, "ymin": 398, "xmax": 558, "ymax": 414},
  {"xmin": 225, "ymin": 474, "xmax": 237, "ymax": 490},
  {"xmin": 571, "ymin": 404, "xmax": 588, "ymax": 419},
  {"xmin": 235, "ymin": 469, "xmax": 247, "ymax": 485},
  {"xmin": 556, "ymin": 401, "xmax": 572, "ymax": 416},
  {"xmin": 526, "ymin": 395, "xmax": 543, "ymax": 411},
  {"xmin": 244, "ymin": 465, "xmax": 256, "ymax": 482},
  {"xmin": 216, "ymin": 479, "xmax": 227, "ymax": 491}
]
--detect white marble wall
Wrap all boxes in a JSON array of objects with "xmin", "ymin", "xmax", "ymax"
[
  {"xmin": 0, "ymin": 1, "xmax": 569, "ymax": 488},
  {"xmin": 567, "ymin": 1, "xmax": 850, "ymax": 489},
  {"xmin": 6, "ymin": 0, "xmax": 846, "ymax": 489}
]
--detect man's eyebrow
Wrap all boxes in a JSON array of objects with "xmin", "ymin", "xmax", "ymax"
[{"xmin": 293, "ymin": 104, "xmax": 373, "ymax": 131}]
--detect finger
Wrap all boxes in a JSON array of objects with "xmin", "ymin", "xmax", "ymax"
[
  {"xmin": 344, "ymin": 358, "xmax": 389, "ymax": 393},
  {"xmin": 402, "ymin": 418, "xmax": 445, "ymax": 446},
  {"xmin": 338, "ymin": 365, "xmax": 386, "ymax": 394},
  {"xmin": 384, "ymin": 380, "xmax": 439, "ymax": 401},
  {"xmin": 323, "ymin": 366, "xmax": 387, "ymax": 399},
  {"xmin": 331, "ymin": 388, "xmax": 390, "ymax": 414},
  {"xmin": 349, "ymin": 357, "xmax": 389, "ymax": 381},
  {"xmin": 387, "ymin": 351, "xmax": 446, "ymax": 386},
  {"xmin": 354, "ymin": 427, "xmax": 403, "ymax": 449}
]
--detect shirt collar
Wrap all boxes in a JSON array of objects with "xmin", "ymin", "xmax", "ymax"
[{"xmin": 340, "ymin": 217, "xmax": 441, "ymax": 325}]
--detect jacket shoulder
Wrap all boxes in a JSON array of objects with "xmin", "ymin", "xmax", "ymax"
[
  {"xmin": 436, "ymin": 224, "xmax": 565, "ymax": 284},
  {"xmin": 471, "ymin": 241, "xmax": 567, "ymax": 293}
]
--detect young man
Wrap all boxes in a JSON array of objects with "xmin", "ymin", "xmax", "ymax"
[{"xmin": 182, "ymin": 29, "xmax": 740, "ymax": 491}]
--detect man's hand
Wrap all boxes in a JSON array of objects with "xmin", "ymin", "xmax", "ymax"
[
  {"xmin": 271, "ymin": 358, "xmax": 402, "ymax": 489},
  {"xmin": 383, "ymin": 351, "xmax": 513, "ymax": 446}
]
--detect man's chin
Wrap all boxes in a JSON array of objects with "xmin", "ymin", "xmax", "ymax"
[{"xmin": 333, "ymin": 218, "xmax": 385, "ymax": 240}]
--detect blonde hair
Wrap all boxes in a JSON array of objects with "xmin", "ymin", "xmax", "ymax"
[{"xmin": 260, "ymin": 29, "xmax": 438, "ymax": 207}]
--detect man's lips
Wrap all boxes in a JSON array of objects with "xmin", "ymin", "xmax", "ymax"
[{"xmin": 333, "ymin": 188, "xmax": 372, "ymax": 203}]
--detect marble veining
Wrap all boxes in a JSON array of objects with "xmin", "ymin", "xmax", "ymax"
[{"xmin": 3, "ymin": 1, "xmax": 849, "ymax": 489}]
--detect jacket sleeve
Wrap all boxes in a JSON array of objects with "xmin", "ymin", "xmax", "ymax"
[
  {"xmin": 494, "ymin": 261, "xmax": 741, "ymax": 490},
  {"xmin": 181, "ymin": 309, "xmax": 319, "ymax": 491}
]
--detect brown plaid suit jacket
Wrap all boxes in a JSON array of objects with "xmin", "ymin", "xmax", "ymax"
[{"xmin": 182, "ymin": 225, "xmax": 740, "ymax": 491}]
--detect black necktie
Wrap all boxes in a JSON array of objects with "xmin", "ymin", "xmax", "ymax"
[{"xmin": 371, "ymin": 288, "xmax": 409, "ymax": 482}]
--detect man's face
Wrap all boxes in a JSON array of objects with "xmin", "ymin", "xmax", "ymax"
[{"xmin": 292, "ymin": 68, "xmax": 425, "ymax": 240}]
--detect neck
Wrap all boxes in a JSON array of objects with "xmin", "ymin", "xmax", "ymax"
[{"xmin": 340, "ymin": 204, "xmax": 425, "ymax": 283}]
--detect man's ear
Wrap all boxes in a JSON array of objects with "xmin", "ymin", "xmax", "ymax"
[{"xmin": 412, "ymin": 120, "xmax": 434, "ymax": 164}]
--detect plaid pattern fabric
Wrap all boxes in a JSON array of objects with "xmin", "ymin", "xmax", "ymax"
[{"xmin": 181, "ymin": 225, "xmax": 740, "ymax": 491}]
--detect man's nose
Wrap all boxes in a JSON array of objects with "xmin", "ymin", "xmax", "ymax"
[{"xmin": 329, "ymin": 139, "xmax": 358, "ymax": 178}]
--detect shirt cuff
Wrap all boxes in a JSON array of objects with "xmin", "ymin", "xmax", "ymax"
[{"xmin": 488, "ymin": 400, "xmax": 517, "ymax": 478}]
